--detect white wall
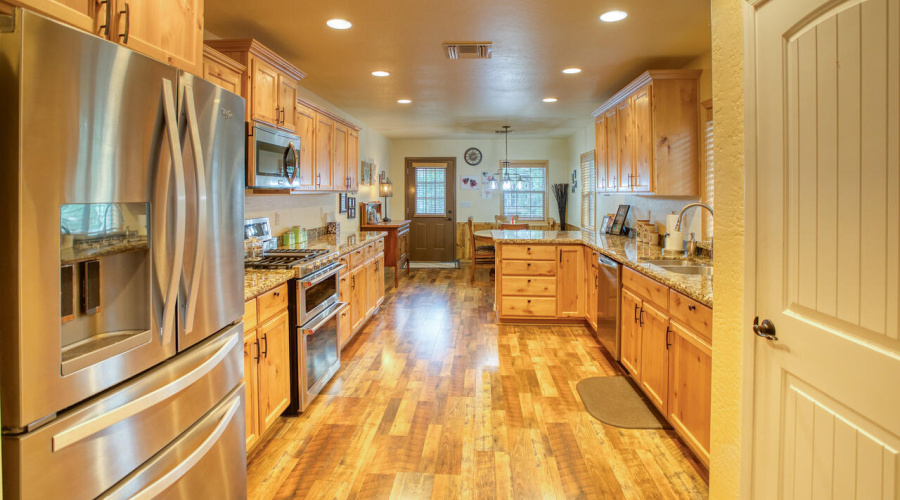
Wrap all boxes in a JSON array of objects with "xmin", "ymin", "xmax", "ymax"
[
  {"xmin": 244, "ymin": 88, "xmax": 390, "ymax": 236},
  {"xmin": 389, "ymin": 137, "xmax": 574, "ymax": 225}
]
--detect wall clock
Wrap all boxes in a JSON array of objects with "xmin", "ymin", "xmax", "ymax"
[{"xmin": 464, "ymin": 147, "xmax": 483, "ymax": 166}]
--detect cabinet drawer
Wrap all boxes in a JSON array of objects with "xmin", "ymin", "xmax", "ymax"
[
  {"xmin": 500, "ymin": 260, "xmax": 556, "ymax": 276},
  {"xmin": 622, "ymin": 267, "xmax": 668, "ymax": 310},
  {"xmin": 500, "ymin": 277, "xmax": 557, "ymax": 296},
  {"xmin": 350, "ymin": 246, "xmax": 365, "ymax": 269},
  {"xmin": 500, "ymin": 297, "xmax": 557, "ymax": 318},
  {"xmin": 257, "ymin": 283, "xmax": 288, "ymax": 322},
  {"xmin": 339, "ymin": 254, "xmax": 350, "ymax": 269},
  {"xmin": 243, "ymin": 299, "xmax": 258, "ymax": 331},
  {"xmin": 668, "ymin": 290, "xmax": 712, "ymax": 343},
  {"xmin": 502, "ymin": 245, "xmax": 556, "ymax": 261},
  {"xmin": 375, "ymin": 239, "xmax": 385, "ymax": 253},
  {"xmin": 364, "ymin": 243, "xmax": 374, "ymax": 260}
]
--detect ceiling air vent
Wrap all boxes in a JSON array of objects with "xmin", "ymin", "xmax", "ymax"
[{"xmin": 443, "ymin": 42, "xmax": 492, "ymax": 60}]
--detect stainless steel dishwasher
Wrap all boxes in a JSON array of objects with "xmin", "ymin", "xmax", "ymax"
[{"xmin": 596, "ymin": 254, "xmax": 621, "ymax": 360}]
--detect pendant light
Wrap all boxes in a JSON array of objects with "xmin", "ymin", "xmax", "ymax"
[{"xmin": 491, "ymin": 125, "xmax": 522, "ymax": 191}]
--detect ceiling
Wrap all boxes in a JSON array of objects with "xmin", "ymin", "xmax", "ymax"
[{"xmin": 204, "ymin": 0, "xmax": 712, "ymax": 139}]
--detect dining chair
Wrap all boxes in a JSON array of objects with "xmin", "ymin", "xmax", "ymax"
[
  {"xmin": 548, "ymin": 218, "xmax": 558, "ymax": 230},
  {"xmin": 468, "ymin": 216, "xmax": 495, "ymax": 282},
  {"xmin": 493, "ymin": 214, "xmax": 508, "ymax": 228},
  {"xmin": 500, "ymin": 223, "xmax": 528, "ymax": 230}
]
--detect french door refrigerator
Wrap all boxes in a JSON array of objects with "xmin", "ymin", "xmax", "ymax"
[{"xmin": 0, "ymin": 9, "xmax": 248, "ymax": 499}]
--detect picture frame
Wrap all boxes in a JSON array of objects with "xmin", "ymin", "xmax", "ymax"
[
  {"xmin": 347, "ymin": 197, "xmax": 356, "ymax": 219},
  {"xmin": 608, "ymin": 204, "xmax": 630, "ymax": 236},
  {"xmin": 339, "ymin": 193, "xmax": 348, "ymax": 213},
  {"xmin": 600, "ymin": 215, "xmax": 612, "ymax": 234}
]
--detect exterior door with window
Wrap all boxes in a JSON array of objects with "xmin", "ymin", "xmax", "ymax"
[
  {"xmin": 749, "ymin": 0, "xmax": 900, "ymax": 497},
  {"xmin": 405, "ymin": 158, "xmax": 456, "ymax": 262}
]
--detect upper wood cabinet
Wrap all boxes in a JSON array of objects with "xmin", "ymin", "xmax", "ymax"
[
  {"xmin": 592, "ymin": 70, "xmax": 701, "ymax": 196},
  {"xmin": 202, "ymin": 45, "xmax": 244, "ymax": 95},
  {"xmin": 333, "ymin": 122, "xmax": 348, "ymax": 190},
  {"xmin": 315, "ymin": 113, "xmax": 335, "ymax": 190},
  {"xmin": 295, "ymin": 102, "xmax": 317, "ymax": 190},
  {"xmin": 12, "ymin": 0, "xmax": 203, "ymax": 74},
  {"xmin": 204, "ymin": 39, "xmax": 306, "ymax": 133},
  {"xmin": 347, "ymin": 130, "xmax": 359, "ymax": 191}
]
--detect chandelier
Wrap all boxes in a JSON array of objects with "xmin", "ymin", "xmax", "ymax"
[{"xmin": 489, "ymin": 125, "xmax": 525, "ymax": 190}]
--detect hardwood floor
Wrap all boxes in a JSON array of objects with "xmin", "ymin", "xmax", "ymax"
[{"xmin": 247, "ymin": 267, "xmax": 709, "ymax": 499}]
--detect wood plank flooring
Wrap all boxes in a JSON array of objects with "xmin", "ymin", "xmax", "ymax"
[{"xmin": 247, "ymin": 267, "xmax": 709, "ymax": 499}]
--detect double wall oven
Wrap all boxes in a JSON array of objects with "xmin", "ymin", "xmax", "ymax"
[{"xmin": 244, "ymin": 221, "xmax": 347, "ymax": 413}]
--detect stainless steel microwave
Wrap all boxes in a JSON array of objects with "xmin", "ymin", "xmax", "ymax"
[{"xmin": 246, "ymin": 123, "xmax": 301, "ymax": 189}]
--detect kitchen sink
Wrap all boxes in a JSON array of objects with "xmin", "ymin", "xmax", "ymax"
[{"xmin": 641, "ymin": 259, "xmax": 713, "ymax": 276}]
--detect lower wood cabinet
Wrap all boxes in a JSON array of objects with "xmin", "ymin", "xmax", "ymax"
[
  {"xmin": 639, "ymin": 301, "xmax": 670, "ymax": 414},
  {"xmin": 342, "ymin": 241, "xmax": 386, "ymax": 348},
  {"xmin": 586, "ymin": 254, "xmax": 599, "ymax": 331},
  {"xmin": 620, "ymin": 288, "xmax": 643, "ymax": 379},
  {"xmin": 620, "ymin": 267, "xmax": 712, "ymax": 467},
  {"xmin": 667, "ymin": 319, "xmax": 712, "ymax": 466},
  {"xmin": 242, "ymin": 282, "xmax": 291, "ymax": 451},
  {"xmin": 557, "ymin": 245, "xmax": 585, "ymax": 317}
]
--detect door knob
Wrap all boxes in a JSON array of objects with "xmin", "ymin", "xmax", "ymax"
[{"xmin": 753, "ymin": 317, "xmax": 778, "ymax": 341}]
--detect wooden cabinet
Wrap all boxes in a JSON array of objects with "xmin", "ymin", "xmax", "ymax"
[
  {"xmin": 557, "ymin": 245, "xmax": 585, "ymax": 318},
  {"xmin": 348, "ymin": 130, "xmax": 359, "ymax": 190},
  {"xmin": 14, "ymin": 0, "xmax": 203, "ymax": 74},
  {"xmin": 586, "ymin": 253, "xmax": 599, "ymax": 331},
  {"xmin": 242, "ymin": 328, "xmax": 260, "ymax": 450},
  {"xmin": 339, "ymin": 306, "xmax": 352, "ymax": 348},
  {"xmin": 374, "ymin": 253, "xmax": 385, "ymax": 306},
  {"xmin": 342, "ymin": 241, "xmax": 386, "ymax": 345},
  {"xmin": 620, "ymin": 267, "xmax": 712, "ymax": 466},
  {"xmin": 241, "ymin": 282, "xmax": 291, "ymax": 450},
  {"xmin": 620, "ymin": 288, "xmax": 643, "ymax": 378},
  {"xmin": 350, "ymin": 264, "xmax": 366, "ymax": 332},
  {"xmin": 277, "ymin": 74, "xmax": 298, "ymax": 133},
  {"xmin": 295, "ymin": 103, "xmax": 317, "ymax": 190},
  {"xmin": 591, "ymin": 70, "xmax": 701, "ymax": 196},
  {"xmin": 639, "ymin": 302, "xmax": 670, "ymax": 413},
  {"xmin": 202, "ymin": 45, "xmax": 244, "ymax": 95},
  {"xmin": 315, "ymin": 113, "xmax": 334, "ymax": 190},
  {"xmin": 668, "ymin": 320, "xmax": 712, "ymax": 466},
  {"xmin": 204, "ymin": 39, "xmax": 306, "ymax": 134},
  {"xmin": 333, "ymin": 122, "xmax": 348, "ymax": 190},
  {"xmin": 251, "ymin": 58, "xmax": 280, "ymax": 127},
  {"xmin": 496, "ymin": 244, "xmax": 558, "ymax": 320}
]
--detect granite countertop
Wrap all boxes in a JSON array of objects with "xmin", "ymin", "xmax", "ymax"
[
  {"xmin": 491, "ymin": 230, "xmax": 713, "ymax": 307},
  {"xmin": 244, "ymin": 269, "xmax": 295, "ymax": 301},
  {"xmin": 273, "ymin": 231, "xmax": 387, "ymax": 256}
]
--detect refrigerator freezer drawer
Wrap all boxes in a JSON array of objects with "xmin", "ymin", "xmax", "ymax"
[
  {"xmin": 2, "ymin": 323, "xmax": 244, "ymax": 500},
  {"xmin": 100, "ymin": 386, "xmax": 247, "ymax": 499}
]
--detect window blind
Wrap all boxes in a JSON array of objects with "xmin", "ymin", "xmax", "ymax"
[
  {"xmin": 580, "ymin": 151, "xmax": 595, "ymax": 230},
  {"xmin": 501, "ymin": 162, "xmax": 548, "ymax": 220}
]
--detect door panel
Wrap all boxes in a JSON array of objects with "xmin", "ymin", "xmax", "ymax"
[
  {"xmin": 256, "ymin": 310, "xmax": 290, "ymax": 433},
  {"xmin": 111, "ymin": 0, "xmax": 203, "ymax": 75},
  {"xmin": 334, "ymin": 123, "xmax": 348, "ymax": 190},
  {"xmin": 242, "ymin": 330, "xmax": 259, "ymax": 450},
  {"xmin": 295, "ymin": 104, "xmax": 316, "ymax": 190},
  {"xmin": 750, "ymin": 0, "xmax": 900, "ymax": 497},
  {"xmin": 405, "ymin": 159, "xmax": 456, "ymax": 262},
  {"xmin": 620, "ymin": 288, "xmax": 642, "ymax": 379},
  {"xmin": 277, "ymin": 75, "xmax": 297, "ymax": 132},
  {"xmin": 632, "ymin": 85, "xmax": 653, "ymax": 192},
  {"xmin": 557, "ymin": 246, "xmax": 585, "ymax": 317},
  {"xmin": 639, "ymin": 301, "xmax": 668, "ymax": 413},
  {"xmin": 348, "ymin": 130, "xmax": 359, "ymax": 190},
  {"xmin": 616, "ymin": 99, "xmax": 634, "ymax": 191},
  {"xmin": 177, "ymin": 74, "xmax": 245, "ymax": 351},
  {"xmin": 251, "ymin": 58, "xmax": 279, "ymax": 126},
  {"xmin": 315, "ymin": 114, "xmax": 334, "ymax": 189}
]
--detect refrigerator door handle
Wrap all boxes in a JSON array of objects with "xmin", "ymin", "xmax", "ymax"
[
  {"xmin": 51, "ymin": 333, "xmax": 239, "ymax": 452},
  {"xmin": 179, "ymin": 82, "xmax": 207, "ymax": 334},
  {"xmin": 120, "ymin": 397, "xmax": 241, "ymax": 500},
  {"xmin": 159, "ymin": 78, "xmax": 187, "ymax": 346}
]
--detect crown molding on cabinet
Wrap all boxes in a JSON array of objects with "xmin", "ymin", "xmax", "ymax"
[
  {"xmin": 204, "ymin": 38, "xmax": 307, "ymax": 81},
  {"xmin": 591, "ymin": 69, "xmax": 703, "ymax": 117}
]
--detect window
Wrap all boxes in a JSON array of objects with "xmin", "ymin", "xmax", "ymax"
[
  {"xmin": 701, "ymin": 100, "xmax": 714, "ymax": 240},
  {"xmin": 414, "ymin": 166, "xmax": 447, "ymax": 215},
  {"xmin": 501, "ymin": 161, "xmax": 548, "ymax": 221},
  {"xmin": 580, "ymin": 151, "xmax": 595, "ymax": 230}
]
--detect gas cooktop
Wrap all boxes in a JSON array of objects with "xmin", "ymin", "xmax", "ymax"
[{"xmin": 245, "ymin": 247, "xmax": 341, "ymax": 278}]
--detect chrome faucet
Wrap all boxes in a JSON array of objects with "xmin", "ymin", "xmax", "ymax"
[{"xmin": 675, "ymin": 203, "xmax": 714, "ymax": 260}]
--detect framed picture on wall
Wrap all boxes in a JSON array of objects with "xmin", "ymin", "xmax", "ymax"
[{"xmin": 608, "ymin": 204, "xmax": 630, "ymax": 236}]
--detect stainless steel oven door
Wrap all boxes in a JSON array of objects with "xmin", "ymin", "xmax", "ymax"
[
  {"xmin": 247, "ymin": 124, "xmax": 300, "ymax": 189},
  {"xmin": 296, "ymin": 302, "xmax": 345, "ymax": 412},
  {"xmin": 297, "ymin": 264, "xmax": 344, "ymax": 325}
]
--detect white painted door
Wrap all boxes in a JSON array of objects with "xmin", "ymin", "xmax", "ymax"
[{"xmin": 749, "ymin": 0, "xmax": 900, "ymax": 498}]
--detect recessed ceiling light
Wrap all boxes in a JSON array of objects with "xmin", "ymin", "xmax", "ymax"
[
  {"xmin": 562, "ymin": 68, "xmax": 582, "ymax": 74},
  {"xmin": 397, "ymin": 99, "xmax": 412, "ymax": 104},
  {"xmin": 372, "ymin": 70, "xmax": 390, "ymax": 77},
  {"xmin": 326, "ymin": 19, "xmax": 352, "ymax": 29},
  {"xmin": 599, "ymin": 11, "xmax": 627, "ymax": 22},
  {"xmin": 543, "ymin": 97, "xmax": 558, "ymax": 103}
]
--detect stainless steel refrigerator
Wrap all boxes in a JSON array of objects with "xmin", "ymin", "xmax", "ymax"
[{"xmin": 0, "ymin": 9, "xmax": 248, "ymax": 498}]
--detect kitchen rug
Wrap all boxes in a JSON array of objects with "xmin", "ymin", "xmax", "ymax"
[
  {"xmin": 576, "ymin": 376, "xmax": 671, "ymax": 429},
  {"xmin": 408, "ymin": 261, "xmax": 460, "ymax": 269}
]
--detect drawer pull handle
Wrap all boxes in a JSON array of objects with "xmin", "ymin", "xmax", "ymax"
[
  {"xmin": 688, "ymin": 304, "xmax": 696, "ymax": 311},
  {"xmin": 273, "ymin": 292, "xmax": 280, "ymax": 297}
]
